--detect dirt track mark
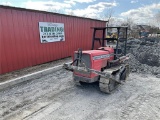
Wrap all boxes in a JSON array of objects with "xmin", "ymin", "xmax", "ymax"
[{"xmin": 1, "ymin": 72, "xmax": 160, "ymax": 120}]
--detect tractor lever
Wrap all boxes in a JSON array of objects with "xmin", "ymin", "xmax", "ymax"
[{"xmin": 76, "ymin": 48, "xmax": 82, "ymax": 66}]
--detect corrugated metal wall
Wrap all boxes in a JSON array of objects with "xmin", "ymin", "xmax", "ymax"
[{"xmin": 0, "ymin": 6, "xmax": 106, "ymax": 74}]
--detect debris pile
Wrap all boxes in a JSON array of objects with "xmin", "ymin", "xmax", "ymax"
[{"xmin": 126, "ymin": 37, "xmax": 160, "ymax": 77}]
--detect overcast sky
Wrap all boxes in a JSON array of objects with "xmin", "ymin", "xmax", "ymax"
[{"xmin": 0, "ymin": 0, "xmax": 160, "ymax": 26}]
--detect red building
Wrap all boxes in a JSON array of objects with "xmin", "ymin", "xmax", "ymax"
[{"xmin": 0, "ymin": 5, "xmax": 106, "ymax": 74}]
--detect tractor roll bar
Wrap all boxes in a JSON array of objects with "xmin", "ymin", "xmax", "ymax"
[{"xmin": 91, "ymin": 26, "xmax": 128, "ymax": 56}]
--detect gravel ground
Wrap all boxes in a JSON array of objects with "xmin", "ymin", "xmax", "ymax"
[
  {"xmin": 1, "ymin": 37, "xmax": 160, "ymax": 120},
  {"xmin": 0, "ymin": 69, "xmax": 160, "ymax": 120},
  {"xmin": 127, "ymin": 38, "xmax": 160, "ymax": 77},
  {"xmin": 0, "ymin": 57, "xmax": 71, "ymax": 83}
]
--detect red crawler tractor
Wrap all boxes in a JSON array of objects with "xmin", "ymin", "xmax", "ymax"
[{"xmin": 63, "ymin": 26, "xmax": 130, "ymax": 93}]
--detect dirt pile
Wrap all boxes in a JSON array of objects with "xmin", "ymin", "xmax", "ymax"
[{"xmin": 126, "ymin": 37, "xmax": 160, "ymax": 77}]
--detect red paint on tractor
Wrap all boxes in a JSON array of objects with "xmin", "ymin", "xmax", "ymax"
[{"xmin": 74, "ymin": 47, "xmax": 114, "ymax": 78}]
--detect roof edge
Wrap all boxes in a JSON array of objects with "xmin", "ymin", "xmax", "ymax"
[{"xmin": 0, "ymin": 5, "xmax": 108, "ymax": 22}]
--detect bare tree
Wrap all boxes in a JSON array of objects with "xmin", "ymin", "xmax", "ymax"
[
  {"xmin": 100, "ymin": 9, "xmax": 115, "ymax": 26},
  {"xmin": 120, "ymin": 17, "xmax": 141, "ymax": 38},
  {"xmin": 107, "ymin": 9, "xmax": 115, "ymax": 26},
  {"xmin": 121, "ymin": 17, "xmax": 135, "ymax": 29},
  {"xmin": 99, "ymin": 9, "xmax": 115, "ymax": 37},
  {"xmin": 155, "ymin": 11, "xmax": 160, "ymax": 28}
]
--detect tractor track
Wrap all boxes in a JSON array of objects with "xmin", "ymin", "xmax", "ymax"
[{"xmin": 0, "ymin": 67, "xmax": 160, "ymax": 120}]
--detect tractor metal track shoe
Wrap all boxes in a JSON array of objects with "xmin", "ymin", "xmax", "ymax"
[{"xmin": 99, "ymin": 77, "xmax": 119, "ymax": 94}]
